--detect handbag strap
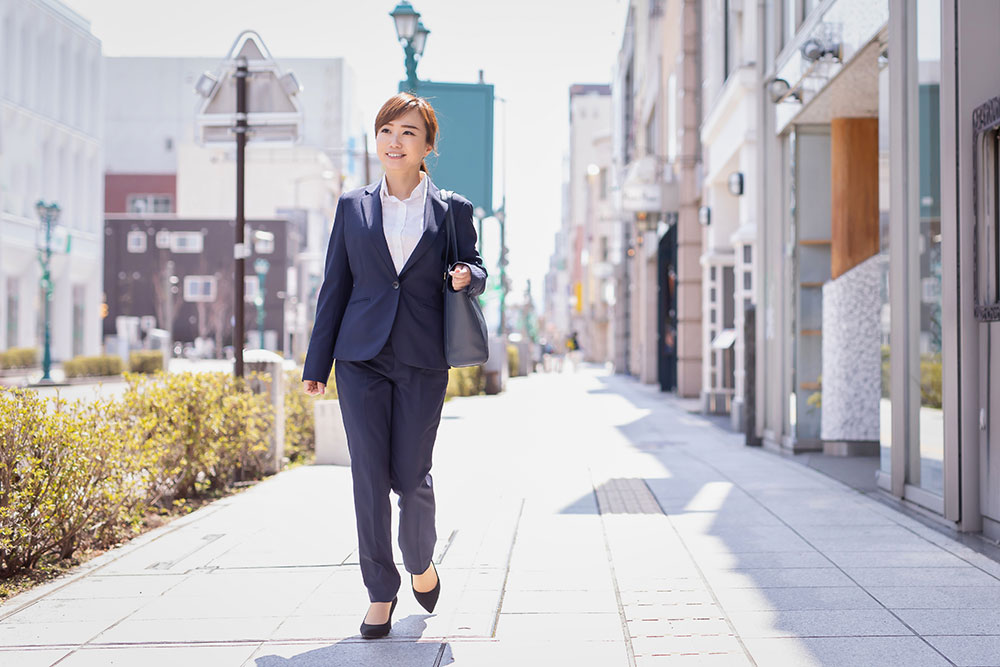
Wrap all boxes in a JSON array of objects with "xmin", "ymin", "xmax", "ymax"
[{"xmin": 441, "ymin": 189, "xmax": 459, "ymax": 285}]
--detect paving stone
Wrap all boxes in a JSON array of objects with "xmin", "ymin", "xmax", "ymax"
[
  {"xmin": 446, "ymin": 639, "xmax": 630, "ymax": 667},
  {"xmin": 91, "ymin": 616, "xmax": 283, "ymax": 644},
  {"xmin": 700, "ymin": 567, "xmax": 856, "ymax": 589},
  {"xmin": 0, "ymin": 620, "xmax": 111, "ymax": 649},
  {"xmin": 740, "ymin": 636, "xmax": 952, "ymax": 667},
  {"xmin": 823, "ymin": 550, "xmax": 973, "ymax": 568},
  {"xmin": 894, "ymin": 609, "xmax": 1000, "ymax": 636},
  {"xmin": 498, "ymin": 588, "xmax": 619, "ymax": 614},
  {"xmin": 726, "ymin": 609, "xmax": 914, "ymax": 638},
  {"xmin": 924, "ymin": 635, "xmax": 1000, "ymax": 666},
  {"xmin": 842, "ymin": 566, "xmax": 1000, "ymax": 588},
  {"xmin": 0, "ymin": 648, "xmax": 73, "ymax": 667},
  {"xmin": 712, "ymin": 586, "xmax": 883, "ymax": 612},
  {"xmin": 867, "ymin": 586, "xmax": 1000, "ymax": 609},
  {"xmin": 496, "ymin": 612, "xmax": 624, "ymax": 642},
  {"xmin": 57, "ymin": 644, "xmax": 260, "ymax": 667}
]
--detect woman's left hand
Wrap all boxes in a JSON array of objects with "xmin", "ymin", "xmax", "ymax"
[{"xmin": 449, "ymin": 263, "xmax": 471, "ymax": 290}]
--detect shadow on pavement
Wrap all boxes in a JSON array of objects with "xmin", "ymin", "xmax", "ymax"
[{"xmin": 252, "ymin": 615, "xmax": 454, "ymax": 666}]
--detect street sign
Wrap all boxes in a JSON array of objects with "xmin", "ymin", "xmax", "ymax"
[{"xmin": 195, "ymin": 31, "xmax": 303, "ymax": 145}]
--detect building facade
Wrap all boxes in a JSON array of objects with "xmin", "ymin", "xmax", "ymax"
[
  {"xmin": 699, "ymin": 0, "xmax": 759, "ymax": 428},
  {"xmin": 563, "ymin": 84, "xmax": 613, "ymax": 363},
  {"xmin": 745, "ymin": 0, "xmax": 1000, "ymax": 540},
  {"xmin": 0, "ymin": 0, "xmax": 104, "ymax": 360},
  {"xmin": 607, "ymin": 0, "xmax": 702, "ymax": 395},
  {"xmin": 103, "ymin": 216, "xmax": 299, "ymax": 356}
]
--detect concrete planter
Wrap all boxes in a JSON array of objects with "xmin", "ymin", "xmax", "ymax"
[{"xmin": 314, "ymin": 399, "xmax": 351, "ymax": 466}]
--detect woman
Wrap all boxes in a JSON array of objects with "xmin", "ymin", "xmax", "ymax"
[{"xmin": 301, "ymin": 93, "xmax": 486, "ymax": 639}]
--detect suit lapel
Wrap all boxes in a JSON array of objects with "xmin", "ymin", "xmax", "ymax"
[
  {"xmin": 400, "ymin": 177, "xmax": 446, "ymax": 276},
  {"xmin": 361, "ymin": 180, "xmax": 397, "ymax": 277}
]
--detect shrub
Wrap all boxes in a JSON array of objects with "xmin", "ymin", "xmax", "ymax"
[
  {"xmin": 0, "ymin": 348, "xmax": 38, "ymax": 370},
  {"xmin": 129, "ymin": 351, "xmax": 164, "ymax": 374},
  {"xmin": 881, "ymin": 345, "xmax": 890, "ymax": 399},
  {"xmin": 0, "ymin": 389, "xmax": 149, "ymax": 577},
  {"xmin": 63, "ymin": 355, "xmax": 123, "ymax": 378},
  {"xmin": 507, "ymin": 344, "xmax": 520, "ymax": 378},
  {"xmin": 284, "ymin": 368, "xmax": 338, "ymax": 464},
  {"xmin": 921, "ymin": 353, "xmax": 943, "ymax": 409},
  {"xmin": 117, "ymin": 371, "xmax": 273, "ymax": 505},
  {"xmin": 446, "ymin": 366, "xmax": 483, "ymax": 400}
]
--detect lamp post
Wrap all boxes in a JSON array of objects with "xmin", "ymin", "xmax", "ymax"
[
  {"xmin": 390, "ymin": 1, "xmax": 430, "ymax": 92},
  {"xmin": 34, "ymin": 201, "xmax": 61, "ymax": 384},
  {"xmin": 254, "ymin": 258, "xmax": 270, "ymax": 349}
]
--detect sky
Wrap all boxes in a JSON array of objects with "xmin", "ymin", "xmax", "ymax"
[{"xmin": 63, "ymin": 0, "xmax": 626, "ymax": 308}]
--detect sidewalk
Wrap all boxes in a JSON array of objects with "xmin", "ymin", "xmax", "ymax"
[{"xmin": 2, "ymin": 366, "xmax": 999, "ymax": 666}]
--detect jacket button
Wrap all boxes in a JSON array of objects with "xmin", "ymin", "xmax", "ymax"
[{"xmin": 392, "ymin": 281, "xmax": 399, "ymax": 289}]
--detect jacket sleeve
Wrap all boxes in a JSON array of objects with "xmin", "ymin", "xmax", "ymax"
[
  {"xmin": 451, "ymin": 197, "xmax": 488, "ymax": 298},
  {"xmin": 302, "ymin": 196, "xmax": 352, "ymax": 384}
]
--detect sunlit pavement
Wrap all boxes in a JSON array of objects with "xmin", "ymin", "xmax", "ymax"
[{"xmin": 2, "ymin": 365, "xmax": 999, "ymax": 666}]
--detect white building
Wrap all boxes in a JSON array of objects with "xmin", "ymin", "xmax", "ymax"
[
  {"xmin": 699, "ymin": 0, "xmax": 760, "ymax": 429},
  {"xmin": 0, "ymin": 0, "xmax": 104, "ymax": 359}
]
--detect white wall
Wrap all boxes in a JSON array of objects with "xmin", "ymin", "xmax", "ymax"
[{"xmin": 0, "ymin": 0, "xmax": 103, "ymax": 358}]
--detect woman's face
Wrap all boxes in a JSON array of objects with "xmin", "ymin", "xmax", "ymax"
[{"xmin": 376, "ymin": 107, "xmax": 432, "ymax": 175}]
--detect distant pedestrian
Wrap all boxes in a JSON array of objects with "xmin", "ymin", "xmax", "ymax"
[
  {"xmin": 566, "ymin": 331, "xmax": 582, "ymax": 371},
  {"xmin": 301, "ymin": 93, "xmax": 487, "ymax": 639}
]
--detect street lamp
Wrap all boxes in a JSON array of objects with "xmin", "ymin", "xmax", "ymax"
[
  {"xmin": 254, "ymin": 257, "xmax": 270, "ymax": 349},
  {"xmin": 34, "ymin": 201, "xmax": 62, "ymax": 384},
  {"xmin": 390, "ymin": 1, "xmax": 429, "ymax": 92}
]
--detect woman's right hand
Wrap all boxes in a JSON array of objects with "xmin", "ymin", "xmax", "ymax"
[{"xmin": 303, "ymin": 380, "xmax": 326, "ymax": 396}]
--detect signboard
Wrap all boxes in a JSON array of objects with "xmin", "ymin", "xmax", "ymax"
[
  {"xmin": 404, "ymin": 80, "xmax": 494, "ymax": 214},
  {"xmin": 195, "ymin": 32, "xmax": 304, "ymax": 145}
]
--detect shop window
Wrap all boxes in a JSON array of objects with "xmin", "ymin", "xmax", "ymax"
[
  {"xmin": 126, "ymin": 230, "xmax": 146, "ymax": 253},
  {"xmin": 183, "ymin": 275, "xmax": 216, "ymax": 302},
  {"xmin": 170, "ymin": 232, "xmax": 203, "ymax": 254}
]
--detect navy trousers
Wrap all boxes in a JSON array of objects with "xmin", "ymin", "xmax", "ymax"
[{"xmin": 334, "ymin": 338, "xmax": 449, "ymax": 603}]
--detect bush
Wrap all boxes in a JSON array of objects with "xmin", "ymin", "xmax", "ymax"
[
  {"xmin": 0, "ymin": 389, "xmax": 149, "ymax": 577},
  {"xmin": 284, "ymin": 368, "xmax": 338, "ymax": 464},
  {"xmin": 63, "ymin": 355, "xmax": 123, "ymax": 378},
  {"xmin": 921, "ymin": 353, "xmax": 942, "ymax": 409},
  {"xmin": 881, "ymin": 345, "xmax": 891, "ymax": 399},
  {"xmin": 446, "ymin": 366, "xmax": 483, "ymax": 400},
  {"xmin": 129, "ymin": 351, "xmax": 164, "ymax": 374},
  {"xmin": 117, "ymin": 371, "xmax": 273, "ymax": 504},
  {"xmin": 0, "ymin": 348, "xmax": 38, "ymax": 370},
  {"xmin": 507, "ymin": 344, "xmax": 520, "ymax": 378}
]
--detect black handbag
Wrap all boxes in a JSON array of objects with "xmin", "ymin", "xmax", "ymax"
[{"xmin": 440, "ymin": 190, "xmax": 490, "ymax": 367}]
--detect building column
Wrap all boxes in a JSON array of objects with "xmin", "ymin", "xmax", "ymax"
[
  {"xmin": 821, "ymin": 117, "xmax": 881, "ymax": 455},
  {"xmin": 677, "ymin": 0, "xmax": 703, "ymax": 397}
]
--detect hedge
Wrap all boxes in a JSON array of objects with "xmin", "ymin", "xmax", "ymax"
[
  {"xmin": 0, "ymin": 370, "xmax": 274, "ymax": 579},
  {"xmin": 446, "ymin": 366, "xmax": 484, "ymax": 400},
  {"xmin": 63, "ymin": 355, "xmax": 123, "ymax": 378},
  {"xmin": 0, "ymin": 348, "xmax": 38, "ymax": 370},
  {"xmin": 129, "ymin": 351, "xmax": 164, "ymax": 374},
  {"xmin": 507, "ymin": 344, "xmax": 520, "ymax": 378}
]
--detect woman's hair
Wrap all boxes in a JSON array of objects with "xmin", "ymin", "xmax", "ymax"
[{"xmin": 374, "ymin": 93, "xmax": 438, "ymax": 173}]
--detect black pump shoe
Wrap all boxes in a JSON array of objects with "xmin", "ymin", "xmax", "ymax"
[
  {"xmin": 412, "ymin": 562, "xmax": 441, "ymax": 613},
  {"xmin": 360, "ymin": 597, "xmax": 397, "ymax": 639}
]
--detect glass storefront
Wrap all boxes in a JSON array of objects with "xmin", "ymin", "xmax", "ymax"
[
  {"xmin": 878, "ymin": 51, "xmax": 892, "ymax": 475},
  {"xmin": 911, "ymin": 0, "xmax": 944, "ymax": 498}
]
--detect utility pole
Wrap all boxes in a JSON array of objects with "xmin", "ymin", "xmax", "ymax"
[{"xmin": 234, "ymin": 56, "xmax": 248, "ymax": 378}]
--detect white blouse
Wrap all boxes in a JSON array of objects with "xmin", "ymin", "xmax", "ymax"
[{"xmin": 379, "ymin": 172, "xmax": 428, "ymax": 275}]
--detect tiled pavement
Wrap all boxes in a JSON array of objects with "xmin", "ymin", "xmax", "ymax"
[{"xmin": 2, "ymin": 366, "xmax": 1000, "ymax": 666}]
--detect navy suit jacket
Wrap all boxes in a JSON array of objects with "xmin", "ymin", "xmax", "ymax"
[{"xmin": 302, "ymin": 177, "xmax": 487, "ymax": 383}]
